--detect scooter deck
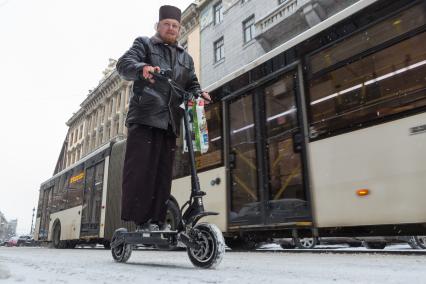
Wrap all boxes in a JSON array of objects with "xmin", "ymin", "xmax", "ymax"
[{"xmin": 122, "ymin": 231, "xmax": 179, "ymax": 246}]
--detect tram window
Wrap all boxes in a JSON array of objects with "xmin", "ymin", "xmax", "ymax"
[
  {"xmin": 173, "ymin": 101, "xmax": 223, "ymax": 179},
  {"xmin": 310, "ymin": 3, "xmax": 425, "ymax": 75},
  {"xmin": 67, "ymin": 164, "xmax": 84, "ymax": 208},
  {"xmin": 308, "ymin": 31, "xmax": 426, "ymax": 138}
]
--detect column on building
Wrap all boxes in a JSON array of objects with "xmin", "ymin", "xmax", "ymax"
[
  {"xmin": 102, "ymin": 97, "xmax": 110, "ymax": 144},
  {"xmin": 95, "ymin": 104, "xmax": 102, "ymax": 148},
  {"xmin": 110, "ymin": 94, "xmax": 117, "ymax": 139},
  {"xmin": 118, "ymin": 86, "xmax": 126, "ymax": 135}
]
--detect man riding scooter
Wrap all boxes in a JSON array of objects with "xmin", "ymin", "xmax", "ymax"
[{"xmin": 116, "ymin": 5, "xmax": 210, "ymax": 231}]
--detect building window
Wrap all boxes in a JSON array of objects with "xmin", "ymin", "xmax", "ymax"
[
  {"xmin": 214, "ymin": 37, "xmax": 224, "ymax": 63},
  {"xmin": 243, "ymin": 15, "xmax": 255, "ymax": 43},
  {"xmin": 214, "ymin": 2, "xmax": 223, "ymax": 25},
  {"xmin": 79, "ymin": 125, "xmax": 83, "ymax": 139},
  {"xmin": 278, "ymin": 0, "xmax": 287, "ymax": 4}
]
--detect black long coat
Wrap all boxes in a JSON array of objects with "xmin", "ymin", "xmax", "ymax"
[{"xmin": 116, "ymin": 35, "xmax": 202, "ymax": 136}]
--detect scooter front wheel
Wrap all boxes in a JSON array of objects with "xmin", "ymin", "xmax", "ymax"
[
  {"xmin": 187, "ymin": 223, "xmax": 225, "ymax": 269},
  {"xmin": 111, "ymin": 228, "xmax": 132, "ymax": 263}
]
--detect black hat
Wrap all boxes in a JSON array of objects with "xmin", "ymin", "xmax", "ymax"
[{"xmin": 159, "ymin": 5, "xmax": 181, "ymax": 22}]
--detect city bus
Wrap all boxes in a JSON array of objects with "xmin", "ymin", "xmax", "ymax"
[{"xmin": 35, "ymin": 0, "xmax": 426, "ymax": 249}]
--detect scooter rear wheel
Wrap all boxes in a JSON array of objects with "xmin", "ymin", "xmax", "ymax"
[
  {"xmin": 111, "ymin": 228, "xmax": 132, "ymax": 263},
  {"xmin": 187, "ymin": 223, "xmax": 225, "ymax": 269}
]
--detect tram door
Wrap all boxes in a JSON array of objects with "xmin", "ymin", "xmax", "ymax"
[
  {"xmin": 81, "ymin": 161, "xmax": 104, "ymax": 236},
  {"xmin": 228, "ymin": 90, "xmax": 262, "ymax": 225},
  {"xmin": 227, "ymin": 70, "xmax": 310, "ymax": 226},
  {"xmin": 262, "ymin": 71, "xmax": 309, "ymax": 224}
]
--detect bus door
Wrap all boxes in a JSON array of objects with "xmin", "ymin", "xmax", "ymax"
[
  {"xmin": 226, "ymin": 68, "xmax": 310, "ymax": 227},
  {"xmin": 39, "ymin": 186, "xmax": 53, "ymax": 240},
  {"xmin": 81, "ymin": 161, "xmax": 104, "ymax": 237}
]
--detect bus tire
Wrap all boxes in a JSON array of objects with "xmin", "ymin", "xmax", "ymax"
[
  {"xmin": 363, "ymin": 241, "xmax": 386, "ymax": 249},
  {"xmin": 156, "ymin": 200, "xmax": 181, "ymax": 251},
  {"xmin": 52, "ymin": 222, "xmax": 66, "ymax": 249}
]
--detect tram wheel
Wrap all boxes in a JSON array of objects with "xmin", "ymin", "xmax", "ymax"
[
  {"xmin": 407, "ymin": 236, "xmax": 420, "ymax": 249},
  {"xmin": 294, "ymin": 237, "xmax": 317, "ymax": 249},
  {"xmin": 111, "ymin": 228, "xmax": 132, "ymax": 263},
  {"xmin": 187, "ymin": 223, "xmax": 225, "ymax": 269},
  {"xmin": 414, "ymin": 236, "xmax": 426, "ymax": 249}
]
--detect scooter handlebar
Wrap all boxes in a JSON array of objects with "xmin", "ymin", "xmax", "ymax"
[{"xmin": 149, "ymin": 70, "xmax": 212, "ymax": 103}]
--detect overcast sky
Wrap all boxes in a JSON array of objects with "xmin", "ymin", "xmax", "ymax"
[{"xmin": 0, "ymin": 0, "xmax": 194, "ymax": 235}]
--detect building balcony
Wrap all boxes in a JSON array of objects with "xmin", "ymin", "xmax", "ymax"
[{"xmin": 255, "ymin": 0, "xmax": 347, "ymax": 51}]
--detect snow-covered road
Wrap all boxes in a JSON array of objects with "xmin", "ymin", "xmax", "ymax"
[{"xmin": 0, "ymin": 246, "xmax": 425, "ymax": 283}]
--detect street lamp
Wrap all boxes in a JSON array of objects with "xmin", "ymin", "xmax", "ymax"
[{"xmin": 30, "ymin": 207, "xmax": 35, "ymax": 235}]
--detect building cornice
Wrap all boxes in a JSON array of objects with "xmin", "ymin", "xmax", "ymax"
[
  {"xmin": 180, "ymin": 3, "xmax": 200, "ymax": 39},
  {"xmin": 66, "ymin": 108, "xmax": 85, "ymax": 126}
]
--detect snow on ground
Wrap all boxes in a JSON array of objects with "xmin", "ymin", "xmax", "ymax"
[{"xmin": 0, "ymin": 246, "xmax": 425, "ymax": 284}]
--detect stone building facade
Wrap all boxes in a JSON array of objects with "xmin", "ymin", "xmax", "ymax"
[
  {"xmin": 55, "ymin": 59, "xmax": 131, "ymax": 173},
  {"xmin": 198, "ymin": 0, "xmax": 358, "ymax": 87}
]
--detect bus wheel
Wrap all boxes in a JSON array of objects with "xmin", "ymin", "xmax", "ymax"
[
  {"xmin": 52, "ymin": 223, "xmax": 66, "ymax": 249},
  {"xmin": 294, "ymin": 237, "xmax": 317, "ymax": 249},
  {"xmin": 363, "ymin": 241, "xmax": 386, "ymax": 249},
  {"xmin": 111, "ymin": 228, "xmax": 132, "ymax": 263},
  {"xmin": 414, "ymin": 236, "xmax": 426, "ymax": 249},
  {"xmin": 156, "ymin": 200, "xmax": 181, "ymax": 251},
  {"xmin": 187, "ymin": 223, "xmax": 225, "ymax": 269}
]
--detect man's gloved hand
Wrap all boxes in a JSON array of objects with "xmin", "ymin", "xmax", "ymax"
[{"xmin": 141, "ymin": 65, "xmax": 161, "ymax": 83}]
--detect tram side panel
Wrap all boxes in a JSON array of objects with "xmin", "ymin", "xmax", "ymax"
[{"xmin": 309, "ymin": 112, "xmax": 426, "ymax": 228}]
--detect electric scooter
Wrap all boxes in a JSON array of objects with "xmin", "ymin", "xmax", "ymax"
[{"xmin": 110, "ymin": 70, "xmax": 225, "ymax": 269}]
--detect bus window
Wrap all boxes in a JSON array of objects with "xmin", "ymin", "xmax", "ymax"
[
  {"xmin": 308, "ymin": 30, "xmax": 426, "ymax": 138},
  {"xmin": 67, "ymin": 164, "xmax": 85, "ymax": 208},
  {"xmin": 51, "ymin": 174, "xmax": 68, "ymax": 213}
]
